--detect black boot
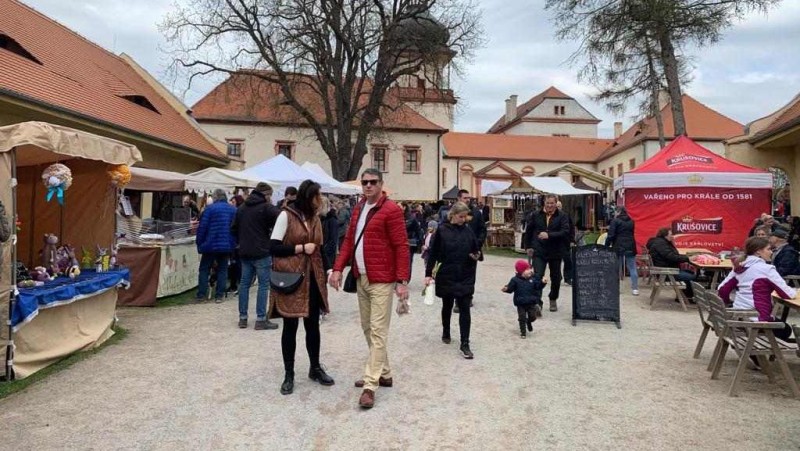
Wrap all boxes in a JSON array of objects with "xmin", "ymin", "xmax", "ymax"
[
  {"xmin": 280, "ymin": 361, "xmax": 294, "ymax": 395},
  {"xmin": 308, "ymin": 365, "xmax": 335, "ymax": 386},
  {"xmin": 519, "ymin": 321, "xmax": 527, "ymax": 338}
]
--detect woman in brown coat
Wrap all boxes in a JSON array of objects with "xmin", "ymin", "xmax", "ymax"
[{"xmin": 270, "ymin": 180, "xmax": 334, "ymax": 395}]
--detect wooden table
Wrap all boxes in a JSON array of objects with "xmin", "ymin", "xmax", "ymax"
[
  {"xmin": 678, "ymin": 248, "xmax": 714, "ymax": 255},
  {"xmin": 772, "ymin": 291, "xmax": 800, "ymax": 322},
  {"xmin": 690, "ymin": 258, "xmax": 733, "ymax": 290}
]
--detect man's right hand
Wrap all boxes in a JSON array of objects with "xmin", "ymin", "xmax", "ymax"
[
  {"xmin": 526, "ymin": 248, "xmax": 533, "ymax": 257},
  {"xmin": 329, "ymin": 270, "xmax": 342, "ymax": 291}
]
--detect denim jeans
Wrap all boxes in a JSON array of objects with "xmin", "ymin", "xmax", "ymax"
[
  {"xmin": 238, "ymin": 256, "xmax": 271, "ymax": 320},
  {"xmin": 619, "ymin": 253, "xmax": 639, "ymax": 290},
  {"xmin": 197, "ymin": 252, "xmax": 230, "ymax": 299},
  {"xmin": 674, "ymin": 270, "xmax": 696, "ymax": 298}
]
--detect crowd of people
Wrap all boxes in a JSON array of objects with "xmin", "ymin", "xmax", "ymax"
[{"xmin": 190, "ymin": 174, "xmax": 800, "ymax": 407}]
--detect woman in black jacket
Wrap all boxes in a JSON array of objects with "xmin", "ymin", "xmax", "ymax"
[
  {"xmin": 424, "ymin": 202, "xmax": 480, "ymax": 359},
  {"xmin": 607, "ymin": 207, "xmax": 639, "ymax": 295},
  {"xmin": 404, "ymin": 204, "xmax": 423, "ymax": 278},
  {"xmin": 319, "ymin": 197, "xmax": 339, "ymax": 268},
  {"xmin": 646, "ymin": 227, "xmax": 695, "ymax": 301}
]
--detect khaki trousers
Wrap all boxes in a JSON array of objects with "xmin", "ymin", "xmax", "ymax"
[{"xmin": 356, "ymin": 276, "xmax": 394, "ymax": 391}]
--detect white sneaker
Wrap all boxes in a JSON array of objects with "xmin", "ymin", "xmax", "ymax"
[{"xmin": 632, "ymin": 289, "xmax": 640, "ymax": 296}]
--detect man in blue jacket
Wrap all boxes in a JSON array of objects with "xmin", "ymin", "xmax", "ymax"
[
  {"xmin": 196, "ymin": 189, "xmax": 237, "ymax": 303},
  {"xmin": 770, "ymin": 228, "xmax": 800, "ymax": 277}
]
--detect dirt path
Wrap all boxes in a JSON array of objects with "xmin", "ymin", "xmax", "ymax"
[{"xmin": 1, "ymin": 253, "xmax": 799, "ymax": 450}]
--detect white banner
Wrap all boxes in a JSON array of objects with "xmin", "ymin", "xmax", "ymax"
[{"xmin": 157, "ymin": 242, "xmax": 199, "ymax": 297}]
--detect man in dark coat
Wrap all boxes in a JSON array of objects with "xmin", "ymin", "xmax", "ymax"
[
  {"xmin": 769, "ymin": 228, "xmax": 800, "ymax": 277},
  {"xmin": 458, "ymin": 189, "xmax": 487, "ymax": 258},
  {"xmin": 646, "ymin": 227, "xmax": 695, "ymax": 300},
  {"xmin": 607, "ymin": 206, "xmax": 639, "ymax": 295},
  {"xmin": 556, "ymin": 201, "xmax": 576, "ymax": 285},
  {"xmin": 524, "ymin": 194, "xmax": 570, "ymax": 312},
  {"xmin": 231, "ymin": 182, "xmax": 281, "ymax": 329}
]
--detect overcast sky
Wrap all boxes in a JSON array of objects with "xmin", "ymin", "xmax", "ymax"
[{"xmin": 23, "ymin": 0, "xmax": 800, "ymax": 138}]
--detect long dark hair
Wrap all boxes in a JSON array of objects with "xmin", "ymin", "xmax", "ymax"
[{"xmin": 293, "ymin": 179, "xmax": 321, "ymax": 219}]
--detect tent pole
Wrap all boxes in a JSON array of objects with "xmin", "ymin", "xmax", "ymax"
[{"xmin": 4, "ymin": 148, "xmax": 17, "ymax": 381}]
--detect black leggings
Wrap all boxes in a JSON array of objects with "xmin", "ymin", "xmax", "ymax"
[
  {"xmin": 442, "ymin": 296, "xmax": 471, "ymax": 344},
  {"xmin": 281, "ymin": 277, "xmax": 322, "ymax": 370}
]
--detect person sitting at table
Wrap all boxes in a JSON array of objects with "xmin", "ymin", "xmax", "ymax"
[
  {"xmin": 646, "ymin": 227, "xmax": 695, "ymax": 302},
  {"xmin": 718, "ymin": 236, "xmax": 798, "ymax": 342},
  {"xmin": 754, "ymin": 226, "xmax": 770, "ymax": 239},
  {"xmin": 769, "ymin": 228, "xmax": 800, "ymax": 277}
]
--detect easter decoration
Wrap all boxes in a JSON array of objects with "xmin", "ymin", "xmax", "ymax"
[
  {"xmin": 107, "ymin": 164, "xmax": 132, "ymax": 189},
  {"xmin": 40, "ymin": 233, "xmax": 59, "ymax": 276},
  {"xmin": 41, "ymin": 163, "xmax": 73, "ymax": 205}
]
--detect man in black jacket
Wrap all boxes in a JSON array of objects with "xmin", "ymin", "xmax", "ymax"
[
  {"xmin": 770, "ymin": 228, "xmax": 800, "ymax": 277},
  {"xmin": 231, "ymin": 182, "xmax": 281, "ymax": 330},
  {"xmin": 524, "ymin": 194, "xmax": 570, "ymax": 312},
  {"xmin": 458, "ymin": 189, "xmax": 487, "ymax": 254}
]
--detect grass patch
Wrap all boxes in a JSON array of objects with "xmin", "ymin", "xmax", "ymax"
[
  {"xmin": 156, "ymin": 289, "xmax": 198, "ymax": 308},
  {"xmin": 483, "ymin": 247, "xmax": 525, "ymax": 259},
  {"xmin": 0, "ymin": 325, "xmax": 129, "ymax": 399}
]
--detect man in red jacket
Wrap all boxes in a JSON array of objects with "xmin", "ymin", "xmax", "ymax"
[{"xmin": 329, "ymin": 168, "xmax": 410, "ymax": 409}]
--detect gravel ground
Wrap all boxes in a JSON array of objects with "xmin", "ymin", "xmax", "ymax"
[{"xmin": 1, "ymin": 253, "xmax": 799, "ymax": 450}]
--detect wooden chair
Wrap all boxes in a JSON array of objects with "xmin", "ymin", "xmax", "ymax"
[
  {"xmin": 706, "ymin": 292, "xmax": 799, "ymax": 398},
  {"xmin": 636, "ymin": 250, "xmax": 653, "ymax": 287},
  {"xmin": 649, "ymin": 266, "xmax": 689, "ymax": 311},
  {"xmin": 690, "ymin": 282, "xmax": 712, "ymax": 358}
]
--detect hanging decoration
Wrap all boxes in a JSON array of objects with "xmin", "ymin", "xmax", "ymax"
[
  {"xmin": 108, "ymin": 164, "xmax": 132, "ymax": 188},
  {"xmin": 41, "ymin": 163, "xmax": 73, "ymax": 205}
]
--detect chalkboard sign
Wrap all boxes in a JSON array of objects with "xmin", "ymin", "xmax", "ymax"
[{"xmin": 572, "ymin": 245, "xmax": 621, "ymax": 328}]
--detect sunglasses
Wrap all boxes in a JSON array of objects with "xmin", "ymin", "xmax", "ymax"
[{"xmin": 361, "ymin": 179, "xmax": 380, "ymax": 186}]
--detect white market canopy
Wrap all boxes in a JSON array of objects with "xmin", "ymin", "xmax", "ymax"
[
  {"xmin": 240, "ymin": 154, "xmax": 346, "ymax": 196},
  {"xmin": 300, "ymin": 161, "xmax": 361, "ymax": 195},
  {"xmin": 505, "ymin": 176, "xmax": 599, "ymax": 196},
  {"xmin": 480, "ymin": 179, "xmax": 512, "ymax": 198},
  {"xmin": 187, "ymin": 167, "xmax": 271, "ymax": 193}
]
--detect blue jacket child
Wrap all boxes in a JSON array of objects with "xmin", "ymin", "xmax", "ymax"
[{"xmin": 502, "ymin": 260, "xmax": 547, "ymax": 338}]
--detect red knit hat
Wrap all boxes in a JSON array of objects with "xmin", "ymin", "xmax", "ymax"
[{"xmin": 515, "ymin": 260, "xmax": 530, "ymax": 274}]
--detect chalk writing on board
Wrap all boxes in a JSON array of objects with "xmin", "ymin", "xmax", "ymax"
[{"xmin": 572, "ymin": 245, "xmax": 621, "ymax": 328}]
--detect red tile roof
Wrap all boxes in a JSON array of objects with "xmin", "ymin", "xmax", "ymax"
[
  {"xmin": 0, "ymin": 0, "xmax": 226, "ymax": 160},
  {"xmin": 192, "ymin": 72, "xmax": 447, "ymax": 133},
  {"xmin": 487, "ymin": 86, "xmax": 598, "ymax": 134},
  {"xmin": 598, "ymin": 95, "xmax": 743, "ymax": 161},
  {"xmin": 443, "ymin": 132, "xmax": 614, "ymax": 162},
  {"xmin": 751, "ymin": 93, "xmax": 800, "ymax": 143}
]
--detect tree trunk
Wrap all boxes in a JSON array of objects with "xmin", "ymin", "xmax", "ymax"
[
  {"xmin": 657, "ymin": 29, "xmax": 686, "ymax": 136},
  {"xmin": 645, "ymin": 43, "xmax": 667, "ymax": 149}
]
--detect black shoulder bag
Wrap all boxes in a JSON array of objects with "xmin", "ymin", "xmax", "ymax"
[{"xmin": 343, "ymin": 206, "xmax": 375, "ymax": 293}]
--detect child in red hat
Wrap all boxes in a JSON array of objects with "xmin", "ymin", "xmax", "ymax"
[{"xmin": 502, "ymin": 260, "xmax": 547, "ymax": 338}]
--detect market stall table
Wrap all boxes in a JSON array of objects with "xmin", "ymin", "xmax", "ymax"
[
  {"xmin": 678, "ymin": 248, "xmax": 715, "ymax": 255},
  {"xmin": 116, "ymin": 238, "xmax": 198, "ymax": 306},
  {"xmin": 10, "ymin": 269, "xmax": 130, "ymax": 378}
]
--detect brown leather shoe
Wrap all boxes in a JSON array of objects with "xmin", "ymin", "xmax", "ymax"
[
  {"xmin": 359, "ymin": 389, "xmax": 375, "ymax": 409},
  {"xmin": 354, "ymin": 377, "xmax": 393, "ymax": 388}
]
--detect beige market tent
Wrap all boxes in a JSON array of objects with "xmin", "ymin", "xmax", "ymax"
[{"xmin": 0, "ymin": 121, "xmax": 142, "ymax": 380}]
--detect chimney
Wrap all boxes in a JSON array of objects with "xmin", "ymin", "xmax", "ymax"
[
  {"xmin": 657, "ymin": 89, "xmax": 670, "ymax": 111},
  {"xmin": 614, "ymin": 121, "xmax": 623, "ymax": 139},
  {"xmin": 505, "ymin": 94, "xmax": 518, "ymax": 124}
]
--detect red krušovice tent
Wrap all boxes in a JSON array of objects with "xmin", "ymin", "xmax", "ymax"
[{"xmin": 616, "ymin": 136, "xmax": 772, "ymax": 252}]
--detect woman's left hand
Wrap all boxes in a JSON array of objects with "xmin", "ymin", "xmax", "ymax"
[
  {"xmin": 469, "ymin": 253, "xmax": 480, "ymax": 261},
  {"xmin": 424, "ymin": 277, "xmax": 433, "ymax": 286}
]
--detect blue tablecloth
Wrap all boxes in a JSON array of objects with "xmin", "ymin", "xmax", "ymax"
[{"xmin": 13, "ymin": 269, "xmax": 130, "ymax": 331}]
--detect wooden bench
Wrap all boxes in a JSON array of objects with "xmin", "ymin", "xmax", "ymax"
[
  {"xmin": 649, "ymin": 266, "xmax": 689, "ymax": 311},
  {"xmin": 636, "ymin": 251, "xmax": 653, "ymax": 287},
  {"xmin": 706, "ymin": 292, "xmax": 799, "ymax": 398}
]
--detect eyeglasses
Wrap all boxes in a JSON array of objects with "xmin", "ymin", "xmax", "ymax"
[{"xmin": 361, "ymin": 179, "xmax": 380, "ymax": 186}]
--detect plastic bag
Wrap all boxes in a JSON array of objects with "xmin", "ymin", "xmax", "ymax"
[{"xmin": 423, "ymin": 283, "xmax": 435, "ymax": 305}]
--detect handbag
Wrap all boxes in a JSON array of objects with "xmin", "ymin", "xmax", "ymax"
[
  {"xmin": 343, "ymin": 205, "xmax": 375, "ymax": 294},
  {"xmin": 270, "ymin": 270, "xmax": 304, "ymax": 294}
]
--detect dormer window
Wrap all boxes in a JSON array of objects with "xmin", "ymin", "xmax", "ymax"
[
  {"xmin": 0, "ymin": 33, "xmax": 41, "ymax": 65},
  {"xmin": 118, "ymin": 95, "xmax": 160, "ymax": 114}
]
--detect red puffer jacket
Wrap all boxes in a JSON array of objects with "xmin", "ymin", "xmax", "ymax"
[{"xmin": 334, "ymin": 194, "xmax": 410, "ymax": 283}]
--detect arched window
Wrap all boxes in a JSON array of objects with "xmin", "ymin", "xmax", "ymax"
[{"xmin": 521, "ymin": 165, "xmax": 535, "ymax": 176}]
